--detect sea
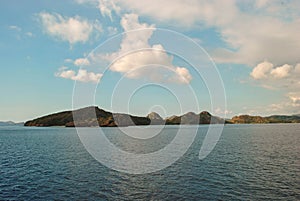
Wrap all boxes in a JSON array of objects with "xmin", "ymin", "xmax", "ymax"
[{"xmin": 0, "ymin": 124, "xmax": 299, "ymax": 200}]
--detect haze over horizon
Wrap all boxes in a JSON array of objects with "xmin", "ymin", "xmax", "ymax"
[{"xmin": 1, "ymin": 0, "xmax": 300, "ymax": 122}]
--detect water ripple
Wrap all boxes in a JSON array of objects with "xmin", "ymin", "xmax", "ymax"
[{"xmin": 0, "ymin": 125, "xmax": 299, "ymax": 200}]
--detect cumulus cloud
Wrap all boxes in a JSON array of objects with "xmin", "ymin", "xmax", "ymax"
[
  {"xmin": 251, "ymin": 61, "xmax": 274, "ymax": 80},
  {"xmin": 251, "ymin": 62, "xmax": 299, "ymax": 80},
  {"xmin": 74, "ymin": 58, "xmax": 90, "ymax": 66},
  {"xmin": 250, "ymin": 61, "xmax": 300, "ymax": 114},
  {"xmin": 270, "ymin": 64, "xmax": 292, "ymax": 79},
  {"xmin": 74, "ymin": 0, "xmax": 300, "ymax": 114},
  {"xmin": 100, "ymin": 14, "xmax": 192, "ymax": 84},
  {"xmin": 56, "ymin": 67, "xmax": 102, "ymax": 83},
  {"xmin": 125, "ymin": 1, "xmax": 299, "ymax": 67},
  {"xmin": 172, "ymin": 67, "xmax": 192, "ymax": 84},
  {"xmin": 75, "ymin": 1, "xmax": 300, "ymax": 68},
  {"xmin": 38, "ymin": 12, "xmax": 100, "ymax": 45}
]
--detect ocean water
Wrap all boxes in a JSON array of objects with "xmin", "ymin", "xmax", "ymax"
[{"xmin": 0, "ymin": 124, "xmax": 299, "ymax": 200}]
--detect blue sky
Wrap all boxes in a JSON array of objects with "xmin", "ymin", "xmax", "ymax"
[{"xmin": 1, "ymin": 0, "xmax": 300, "ymax": 122}]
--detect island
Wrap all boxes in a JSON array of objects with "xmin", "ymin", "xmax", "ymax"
[
  {"xmin": 0, "ymin": 121, "xmax": 24, "ymax": 126},
  {"xmin": 24, "ymin": 106, "xmax": 300, "ymax": 127}
]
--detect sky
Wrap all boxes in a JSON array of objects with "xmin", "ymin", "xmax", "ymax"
[{"xmin": 0, "ymin": 0, "xmax": 300, "ymax": 122}]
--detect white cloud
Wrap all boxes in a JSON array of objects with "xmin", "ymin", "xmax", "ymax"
[
  {"xmin": 214, "ymin": 107, "xmax": 232, "ymax": 116},
  {"xmin": 288, "ymin": 93, "xmax": 300, "ymax": 106},
  {"xmin": 270, "ymin": 64, "xmax": 292, "ymax": 79},
  {"xmin": 98, "ymin": 0, "xmax": 121, "ymax": 20},
  {"xmin": 250, "ymin": 61, "xmax": 300, "ymax": 114},
  {"xmin": 107, "ymin": 26, "xmax": 118, "ymax": 35},
  {"xmin": 75, "ymin": 1, "xmax": 300, "ymax": 68},
  {"xmin": 264, "ymin": 93, "xmax": 300, "ymax": 115},
  {"xmin": 74, "ymin": 0, "xmax": 300, "ymax": 113},
  {"xmin": 213, "ymin": 2, "xmax": 300, "ymax": 66},
  {"xmin": 26, "ymin": 32, "xmax": 34, "ymax": 37},
  {"xmin": 241, "ymin": 94, "xmax": 300, "ymax": 116},
  {"xmin": 77, "ymin": 0, "xmax": 300, "ymax": 67},
  {"xmin": 295, "ymin": 64, "xmax": 300, "ymax": 74},
  {"xmin": 57, "ymin": 69, "xmax": 75, "ymax": 79},
  {"xmin": 251, "ymin": 62, "xmax": 299, "ymax": 81},
  {"xmin": 38, "ymin": 12, "xmax": 99, "ymax": 45},
  {"xmin": 172, "ymin": 67, "xmax": 192, "ymax": 84},
  {"xmin": 64, "ymin": 58, "xmax": 73, "ymax": 63},
  {"xmin": 251, "ymin": 61, "xmax": 273, "ymax": 80},
  {"xmin": 9, "ymin": 25, "xmax": 35, "ymax": 39},
  {"xmin": 255, "ymin": 0, "xmax": 270, "ymax": 8},
  {"xmin": 74, "ymin": 58, "xmax": 90, "ymax": 66},
  {"xmin": 111, "ymin": 0, "xmax": 237, "ymax": 27},
  {"xmin": 56, "ymin": 67, "xmax": 102, "ymax": 83},
  {"xmin": 9, "ymin": 25, "xmax": 21, "ymax": 31},
  {"xmin": 93, "ymin": 19, "xmax": 103, "ymax": 38},
  {"xmin": 100, "ymin": 14, "xmax": 192, "ymax": 84},
  {"xmin": 212, "ymin": 17, "xmax": 300, "ymax": 66},
  {"xmin": 75, "ymin": 0, "xmax": 97, "ymax": 4},
  {"xmin": 76, "ymin": 0, "xmax": 121, "ymax": 20}
]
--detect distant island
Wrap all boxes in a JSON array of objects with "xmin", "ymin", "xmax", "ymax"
[
  {"xmin": 23, "ymin": 106, "xmax": 300, "ymax": 127},
  {"xmin": 0, "ymin": 121, "xmax": 24, "ymax": 126}
]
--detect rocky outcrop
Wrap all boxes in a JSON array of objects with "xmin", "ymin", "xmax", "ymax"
[
  {"xmin": 165, "ymin": 115, "xmax": 181, "ymax": 125},
  {"xmin": 166, "ymin": 111, "xmax": 226, "ymax": 125},
  {"xmin": 147, "ymin": 112, "xmax": 165, "ymax": 125}
]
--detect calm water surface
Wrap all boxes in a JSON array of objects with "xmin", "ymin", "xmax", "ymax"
[{"xmin": 0, "ymin": 124, "xmax": 299, "ymax": 200}]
